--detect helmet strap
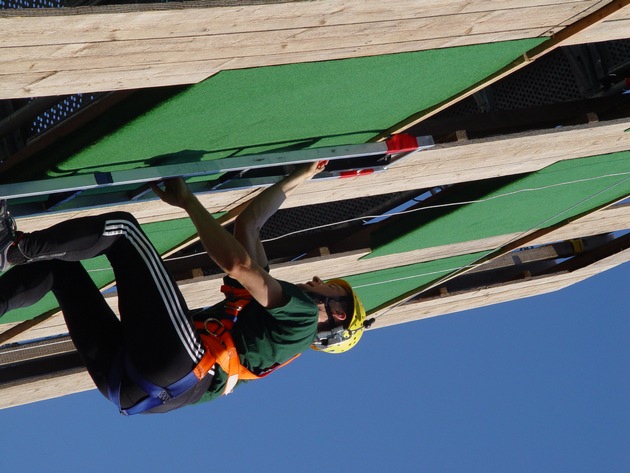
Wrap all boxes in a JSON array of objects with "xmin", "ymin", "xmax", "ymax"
[
  {"xmin": 313, "ymin": 325, "xmax": 348, "ymax": 348},
  {"xmin": 308, "ymin": 293, "xmax": 352, "ymax": 329}
]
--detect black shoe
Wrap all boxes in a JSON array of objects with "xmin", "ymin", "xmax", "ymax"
[{"xmin": 0, "ymin": 200, "xmax": 17, "ymax": 272}]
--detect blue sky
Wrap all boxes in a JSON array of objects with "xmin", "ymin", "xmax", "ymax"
[{"xmin": 1, "ymin": 262, "xmax": 628, "ymax": 473}]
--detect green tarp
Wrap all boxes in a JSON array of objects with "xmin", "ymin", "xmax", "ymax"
[{"xmin": 42, "ymin": 39, "xmax": 545, "ymax": 176}]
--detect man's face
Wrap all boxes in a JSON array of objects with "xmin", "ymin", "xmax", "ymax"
[
  {"xmin": 297, "ymin": 276, "xmax": 347, "ymax": 298},
  {"xmin": 297, "ymin": 276, "xmax": 349, "ymax": 322}
]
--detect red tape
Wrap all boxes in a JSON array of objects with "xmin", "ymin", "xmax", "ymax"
[
  {"xmin": 386, "ymin": 134, "xmax": 418, "ymax": 154},
  {"xmin": 340, "ymin": 168, "xmax": 374, "ymax": 178}
]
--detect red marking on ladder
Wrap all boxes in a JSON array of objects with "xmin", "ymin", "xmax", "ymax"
[
  {"xmin": 386, "ymin": 134, "xmax": 418, "ymax": 154},
  {"xmin": 339, "ymin": 169, "xmax": 375, "ymax": 178}
]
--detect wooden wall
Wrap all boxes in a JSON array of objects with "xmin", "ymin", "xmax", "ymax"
[{"xmin": 1, "ymin": 0, "xmax": 630, "ymax": 409}]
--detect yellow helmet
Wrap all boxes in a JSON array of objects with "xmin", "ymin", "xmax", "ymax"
[{"xmin": 310, "ymin": 278, "xmax": 368, "ymax": 354}]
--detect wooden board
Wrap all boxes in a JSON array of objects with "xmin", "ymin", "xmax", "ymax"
[
  {"xmin": 0, "ymin": 0, "xmax": 614, "ymax": 98},
  {"xmin": 564, "ymin": 2, "xmax": 630, "ymax": 44},
  {"xmin": 0, "ymin": 369, "xmax": 93, "ymax": 410},
  {"xmin": 302, "ymin": 119, "xmax": 630, "ymax": 206}
]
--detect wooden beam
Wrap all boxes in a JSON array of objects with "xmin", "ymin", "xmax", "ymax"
[
  {"xmin": 525, "ymin": 0, "xmax": 630, "ymax": 61},
  {"xmin": 0, "ymin": 0, "xmax": 612, "ymax": 99},
  {"xmin": 366, "ymin": 192, "xmax": 630, "ymax": 315},
  {"xmin": 0, "ymin": 368, "xmax": 93, "ymax": 410},
  {"xmin": 560, "ymin": 1, "xmax": 630, "ymax": 45}
]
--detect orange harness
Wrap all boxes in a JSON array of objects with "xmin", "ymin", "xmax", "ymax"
[{"xmin": 192, "ymin": 285, "xmax": 299, "ymax": 395}]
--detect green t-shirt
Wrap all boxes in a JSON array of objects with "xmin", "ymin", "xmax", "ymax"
[{"xmin": 195, "ymin": 280, "xmax": 318, "ymax": 403}]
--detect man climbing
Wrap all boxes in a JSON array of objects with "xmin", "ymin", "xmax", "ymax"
[{"xmin": 0, "ymin": 161, "xmax": 367, "ymax": 414}]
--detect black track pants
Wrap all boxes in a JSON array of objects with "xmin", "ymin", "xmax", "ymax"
[{"xmin": 0, "ymin": 212, "xmax": 210, "ymax": 409}]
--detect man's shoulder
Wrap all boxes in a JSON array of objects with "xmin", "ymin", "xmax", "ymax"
[{"xmin": 268, "ymin": 280, "xmax": 318, "ymax": 319}]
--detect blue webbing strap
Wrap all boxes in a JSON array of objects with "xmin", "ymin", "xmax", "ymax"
[
  {"xmin": 106, "ymin": 348, "xmax": 125, "ymax": 411},
  {"xmin": 107, "ymin": 351, "xmax": 205, "ymax": 416},
  {"xmin": 122, "ymin": 356, "xmax": 202, "ymax": 415}
]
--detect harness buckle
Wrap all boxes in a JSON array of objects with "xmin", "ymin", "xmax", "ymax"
[
  {"xmin": 157, "ymin": 390, "xmax": 172, "ymax": 403},
  {"xmin": 203, "ymin": 317, "xmax": 226, "ymax": 337}
]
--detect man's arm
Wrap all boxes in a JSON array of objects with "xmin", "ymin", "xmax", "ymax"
[
  {"xmin": 151, "ymin": 162, "xmax": 324, "ymax": 308},
  {"xmin": 153, "ymin": 178, "xmax": 284, "ymax": 308},
  {"xmin": 234, "ymin": 161, "xmax": 326, "ymax": 268}
]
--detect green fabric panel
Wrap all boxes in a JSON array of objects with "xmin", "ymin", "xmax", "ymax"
[
  {"xmin": 1, "ymin": 218, "xmax": 197, "ymax": 324},
  {"xmin": 47, "ymin": 39, "xmax": 545, "ymax": 176},
  {"xmin": 368, "ymin": 151, "xmax": 630, "ymax": 259},
  {"xmin": 343, "ymin": 251, "xmax": 490, "ymax": 313}
]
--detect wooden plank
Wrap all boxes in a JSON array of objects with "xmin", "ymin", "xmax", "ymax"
[
  {"xmin": 564, "ymin": 4, "xmax": 630, "ymax": 44},
  {"xmin": 363, "ymin": 202, "xmax": 630, "ymax": 275},
  {"xmin": 1, "ymin": 16, "xmax": 561, "ymax": 74},
  {"xmin": 297, "ymin": 126, "xmax": 624, "ymax": 210},
  {"xmin": 0, "ymin": 63, "xmax": 222, "ymax": 99},
  {"xmin": 524, "ymin": 0, "xmax": 630, "ymax": 60},
  {"xmin": 288, "ymin": 119, "xmax": 630, "ymax": 207},
  {"xmin": 527, "ymin": 203, "xmax": 630, "ymax": 244},
  {"xmin": 0, "ymin": 30, "xmax": 553, "ymax": 98},
  {"xmin": 1, "ymin": 4, "xmax": 598, "ymax": 73},
  {"xmin": 0, "ymin": 312, "xmax": 68, "ymax": 345},
  {"xmin": 0, "ymin": 0, "xmax": 607, "ymax": 98},
  {"xmin": 0, "ymin": 369, "xmax": 93, "ymax": 410},
  {"xmin": 0, "ymin": 0, "xmax": 592, "ymax": 46},
  {"xmin": 10, "ymin": 187, "xmax": 259, "ymax": 233}
]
